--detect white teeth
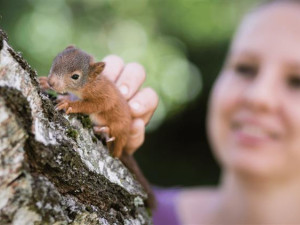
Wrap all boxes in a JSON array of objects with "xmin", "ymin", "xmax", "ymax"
[{"xmin": 240, "ymin": 125, "xmax": 268, "ymax": 138}]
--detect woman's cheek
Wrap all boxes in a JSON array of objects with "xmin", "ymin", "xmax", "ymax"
[
  {"xmin": 208, "ymin": 72, "xmax": 242, "ymax": 163},
  {"xmin": 281, "ymin": 93, "xmax": 300, "ymax": 170}
]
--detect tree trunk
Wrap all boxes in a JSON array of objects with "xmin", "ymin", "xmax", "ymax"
[{"xmin": 0, "ymin": 29, "xmax": 152, "ymax": 225}]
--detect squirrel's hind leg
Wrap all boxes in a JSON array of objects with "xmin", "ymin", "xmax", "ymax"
[
  {"xmin": 111, "ymin": 135, "xmax": 127, "ymax": 158},
  {"xmin": 93, "ymin": 126, "xmax": 115, "ymax": 143},
  {"xmin": 93, "ymin": 125, "xmax": 124, "ymax": 158}
]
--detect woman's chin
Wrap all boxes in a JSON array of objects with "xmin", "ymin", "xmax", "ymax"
[{"xmin": 223, "ymin": 147, "xmax": 288, "ymax": 181}]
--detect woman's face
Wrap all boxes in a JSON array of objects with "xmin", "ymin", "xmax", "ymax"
[{"xmin": 208, "ymin": 3, "xmax": 300, "ymax": 179}]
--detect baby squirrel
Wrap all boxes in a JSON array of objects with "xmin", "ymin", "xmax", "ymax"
[
  {"xmin": 48, "ymin": 45, "xmax": 130, "ymax": 158},
  {"xmin": 40, "ymin": 46, "xmax": 155, "ymax": 209}
]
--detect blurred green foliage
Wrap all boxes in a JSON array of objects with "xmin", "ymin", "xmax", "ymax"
[
  {"xmin": 0, "ymin": 0, "xmax": 259, "ymax": 130},
  {"xmin": 0, "ymin": 0, "xmax": 261, "ymax": 186}
]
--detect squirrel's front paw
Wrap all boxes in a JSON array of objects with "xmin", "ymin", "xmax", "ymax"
[
  {"xmin": 38, "ymin": 76, "xmax": 50, "ymax": 90},
  {"xmin": 55, "ymin": 100, "xmax": 73, "ymax": 114}
]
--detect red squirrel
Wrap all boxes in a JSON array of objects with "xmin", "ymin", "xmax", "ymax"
[{"xmin": 39, "ymin": 46, "xmax": 155, "ymax": 209}]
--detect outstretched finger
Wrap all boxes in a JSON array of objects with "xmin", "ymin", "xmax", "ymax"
[{"xmin": 101, "ymin": 55, "xmax": 125, "ymax": 82}]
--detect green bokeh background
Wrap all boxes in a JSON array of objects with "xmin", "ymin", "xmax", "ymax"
[{"xmin": 0, "ymin": 0, "xmax": 261, "ymax": 187}]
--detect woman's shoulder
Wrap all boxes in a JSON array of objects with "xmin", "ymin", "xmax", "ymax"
[{"xmin": 178, "ymin": 186, "xmax": 219, "ymax": 201}]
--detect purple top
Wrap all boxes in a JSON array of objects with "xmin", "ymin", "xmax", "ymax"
[{"xmin": 153, "ymin": 188, "xmax": 182, "ymax": 225}]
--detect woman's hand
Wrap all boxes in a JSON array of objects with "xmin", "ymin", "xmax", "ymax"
[{"xmin": 95, "ymin": 55, "xmax": 159, "ymax": 155}]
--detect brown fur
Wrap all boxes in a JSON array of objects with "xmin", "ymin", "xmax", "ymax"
[{"xmin": 80, "ymin": 75, "xmax": 131, "ymax": 158}]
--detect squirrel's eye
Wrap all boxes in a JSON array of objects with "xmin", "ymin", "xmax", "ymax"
[{"xmin": 71, "ymin": 74, "xmax": 80, "ymax": 80}]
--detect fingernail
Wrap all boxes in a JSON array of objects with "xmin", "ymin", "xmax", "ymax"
[
  {"xmin": 119, "ymin": 84, "xmax": 129, "ymax": 96},
  {"xmin": 130, "ymin": 101, "xmax": 140, "ymax": 111}
]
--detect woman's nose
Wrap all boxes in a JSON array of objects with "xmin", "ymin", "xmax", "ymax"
[{"xmin": 242, "ymin": 68, "xmax": 279, "ymax": 113}]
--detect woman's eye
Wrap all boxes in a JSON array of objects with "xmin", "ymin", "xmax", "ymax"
[
  {"xmin": 287, "ymin": 76, "xmax": 300, "ymax": 89},
  {"xmin": 71, "ymin": 74, "xmax": 80, "ymax": 80},
  {"xmin": 234, "ymin": 63, "xmax": 257, "ymax": 77}
]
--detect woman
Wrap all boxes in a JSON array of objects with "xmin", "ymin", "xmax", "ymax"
[
  {"xmin": 101, "ymin": 0, "xmax": 300, "ymax": 223},
  {"xmin": 177, "ymin": 0, "xmax": 300, "ymax": 223}
]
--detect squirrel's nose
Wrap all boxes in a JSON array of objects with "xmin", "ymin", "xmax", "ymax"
[{"xmin": 48, "ymin": 80, "xmax": 55, "ymax": 88}]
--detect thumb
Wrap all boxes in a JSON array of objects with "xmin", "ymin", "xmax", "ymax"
[{"xmin": 124, "ymin": 119, "xmax": 145, "ymax": 155}]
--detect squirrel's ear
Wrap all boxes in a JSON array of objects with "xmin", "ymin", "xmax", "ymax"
[
  {"xmin": 65, "ymin": 45, "xmax": 75, "ymax": 50},
  {"xmin": 92, "ymin": 62, "xmax": 105, "ymax": 74}
]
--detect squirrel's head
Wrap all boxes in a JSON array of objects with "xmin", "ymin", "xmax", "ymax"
[{"xmin": 48, "ymin": 45, "xmax": 105, "ymax": 95}]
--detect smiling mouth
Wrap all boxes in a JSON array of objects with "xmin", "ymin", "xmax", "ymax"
[{"xmin": 232, "ymin": 121, "xmax": 280, "ymax": 143}]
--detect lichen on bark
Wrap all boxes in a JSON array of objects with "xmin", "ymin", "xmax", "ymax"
[{"xmin": 0, "ymin": 29, "xmax": 152, "ymax": 225}]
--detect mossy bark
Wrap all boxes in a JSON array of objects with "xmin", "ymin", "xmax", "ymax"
[{"xmin": 0, "ymin": 29, "xmax": 152, "ymax": 225}]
